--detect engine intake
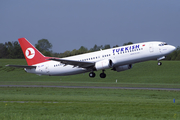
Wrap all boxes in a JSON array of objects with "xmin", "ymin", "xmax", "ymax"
[{"xmin": 95, "ymin": 59, "xmax": 113, "ymax": 70}]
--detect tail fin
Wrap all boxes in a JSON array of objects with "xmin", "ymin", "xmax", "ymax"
[{"xmin": 18, "ymin": 38, "xmax": 50, "ymax": 65}]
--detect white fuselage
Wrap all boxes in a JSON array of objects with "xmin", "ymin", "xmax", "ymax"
[{"xmin": 25, "ymin": 41, "xmax": 176, "ymax": 76}]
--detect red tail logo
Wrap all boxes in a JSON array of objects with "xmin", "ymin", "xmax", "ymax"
[
  {"xmin": 25, "ymin": 48, "xmax": 35, "ymax": 59},
  {"xmin": 18, "ymin": 38, "xmax": 50, "ymax": 66}
]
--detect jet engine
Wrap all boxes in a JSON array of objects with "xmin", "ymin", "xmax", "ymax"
[
  {"xmin": 112, "ymin": 64, "xmax": 132, "ymax": 72},
  {"xmin": 95, "ymin": 59, "xmax": 113, "ymax": 70}
]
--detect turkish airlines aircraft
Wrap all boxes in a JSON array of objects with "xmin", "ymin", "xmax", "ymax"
[{"xmin": 7, "ymin": 38, "xmax": 176, "ymax": 78}]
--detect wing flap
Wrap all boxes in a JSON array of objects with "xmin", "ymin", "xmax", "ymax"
[
  {"xmin": 48, "ymin": 58, "xmax": 95, "ymax": 68},
  {"xmin": 6, "ymin": 64, "xmax": 36, "ymax": 69}
]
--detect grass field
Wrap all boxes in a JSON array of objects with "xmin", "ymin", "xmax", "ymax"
[
  {"xmin": 0, "ymin": 59, "xmax": 180, "ymax": 120},
  {"xmin": 0, "ymin": 87, "xmax": 180, "ymax": 120},
  {"xmin": 0, "ymin": 59, "xmax": 180, "ymax": 88}
]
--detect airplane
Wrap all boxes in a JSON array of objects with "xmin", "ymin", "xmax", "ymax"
[{"xmin": 6, "ymin": 38, "xmax": 176, "ymax": 78}]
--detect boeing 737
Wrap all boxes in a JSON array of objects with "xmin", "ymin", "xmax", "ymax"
[{"xmin": 6, "ymin": 38, "xmax": 176, "ymax": 78}]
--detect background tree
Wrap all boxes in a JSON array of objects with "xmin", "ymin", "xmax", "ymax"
[
  {"xmin": 35, "ymin": 39, "xmax": 52, "ymax": 56},
  {"xmin": 4, "ymin": 41, "xmax": 24, "ymax": 58},
  {"xmin": 5, "ymin": 41, "xmax": 13, "ymax": 58},
  {"xmin": 78, "ymin": 46, "xmax": 88, "ymax": 54},
  {"xmin": 103, "ymin": 44, "xmax": 111, "ymax": 50},
  {"xmin": 63, "ymin": 50, "xmax": 71, "ymax": 57},
  {"xmin": 123, "ymin": 42, "xmax": 133, "ymax": 46},
  {"xmin": 0, "ymin": 43, "xmax": 8, "ymax": 58},
  {"xmin": 35, "ymin": 39, "xmax": 52, "ymax": 52},
  {"xmin": 113, "ymin": 45, "xmax": 119, "ymax": 48},
  {"xmin": 165, "ymin": 46, "xmax": 180, "ymax": 60},
  {"xmin": 89, "ymin": 44, "xmax": 103, "ymax": 52},
  {"xmin": 13, "ymin": 41, "xmax": 24, "ymax": 58},
  {"xmin": 71, "ymin": 49, "xmax": 79, "ymax": 56}
]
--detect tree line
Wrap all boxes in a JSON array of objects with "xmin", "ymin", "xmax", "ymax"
[
  {"xmin": 0, "ymin": 41, "xmax": 24, "ymax": 58},
  {"xmin": 0, "ymin": 39, "xmax": 179, "ymax": 60}
]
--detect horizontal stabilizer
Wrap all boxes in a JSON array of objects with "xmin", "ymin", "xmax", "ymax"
[{"xmin": 6, "ymin": 64, "xmax": 36, "ymax": 69}]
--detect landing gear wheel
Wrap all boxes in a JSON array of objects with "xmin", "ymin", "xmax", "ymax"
[
  {"xmin": 89, "ymin": 72, "xmax": 95, "ymax": 78},
  {"xmin": 100, "ymin": 73, "xmax": 106, "ymax": 78},
  {"xmin": 158, "ymin": 62, "xmax": 162, "ymax": 66}
]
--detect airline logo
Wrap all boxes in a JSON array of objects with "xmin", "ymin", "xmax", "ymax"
[
  {"xmin": 25, "ymin": 48, "xmax": 35, "ymax": 59},
  {"xmin": 113, "ymin": 44, "xmax": 140, "ymax": 53}
]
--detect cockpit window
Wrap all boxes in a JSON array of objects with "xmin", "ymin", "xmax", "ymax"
[
  {"xmin": 159, "ymin": 42, "xmax": 168, "ymax": 46},
  {"xmin": 163, "ymin": 42, "xmax": 168, "ymax": 45}
]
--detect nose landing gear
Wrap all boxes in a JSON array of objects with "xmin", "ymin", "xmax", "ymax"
[{"xmin": 158, "ymin": 61, "xmax": 162, "ymax": 66}]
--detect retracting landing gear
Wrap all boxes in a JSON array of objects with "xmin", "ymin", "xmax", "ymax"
[
  {"xmin": 89, "ymin": 72, "xmax": 96, "ymax": 78},
  {"xmin": 100, "ymin": 70, "xmax": 106, "ymax": 78},
  {"xmin": 158, "ymin": 61, "xmax": 162, "ymax": 66}
]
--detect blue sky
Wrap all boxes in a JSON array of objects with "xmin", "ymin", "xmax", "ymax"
[{"xmin": 1, "ymin": 0, "xmax": 180, "ymax": 53}]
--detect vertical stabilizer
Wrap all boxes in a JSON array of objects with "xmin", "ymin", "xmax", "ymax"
[{"xmin": 18, "ymin": 38, "xmax": 50, "ymax": 65}]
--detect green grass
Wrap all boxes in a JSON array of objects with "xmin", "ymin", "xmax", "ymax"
[
  {"xmin": 0, "ymin": 87, "xmax": 180, "ymax": 120},
  {"xmin": 1, "ymin": 59, "xmax": 180, "ymax": 119},
  {"xmin": 0, "ymin": 59, "xmax": 180, "ymax": 88}
]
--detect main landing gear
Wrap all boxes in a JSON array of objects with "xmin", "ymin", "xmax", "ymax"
[
  {"xmin": 100, "ymin": 70, "xmax": 106, "ymax": 78},
  {"xmin": 89, "ymin": 72, "xmax": 96, "ymax": 78},
  {"xmin": 89, "ymin": 70, "xmax": 106, "ymax": 78},
  {"xmin": 158, "ymin": 61, "xmax": 162, "ymax": 66}
]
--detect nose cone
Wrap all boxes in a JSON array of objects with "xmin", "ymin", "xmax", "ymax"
[{"xmin": 169, "ymin": 45, "xmax": 176, "ymax": 52}]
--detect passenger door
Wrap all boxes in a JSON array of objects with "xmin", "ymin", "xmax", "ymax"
[{"xmin": 149, "ymin": 43, "xmax": 154, "ymax": 53}]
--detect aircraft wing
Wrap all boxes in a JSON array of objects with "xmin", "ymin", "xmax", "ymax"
[
  {"xmin": 48, "ymin": 58, "xmax": 95, "ymax": 68},
  {"xmin": 6, "ymin": 64, "xmax": 36, "ymax": 69}
]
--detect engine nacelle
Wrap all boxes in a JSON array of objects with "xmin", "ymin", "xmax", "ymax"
[
  {"xmin": 113, "ymin": 64, "xmax": 132, "ymax": 72},
  {"xmin": 95, "ymin": 59, "xmax": 113, "ymax": 70}
]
